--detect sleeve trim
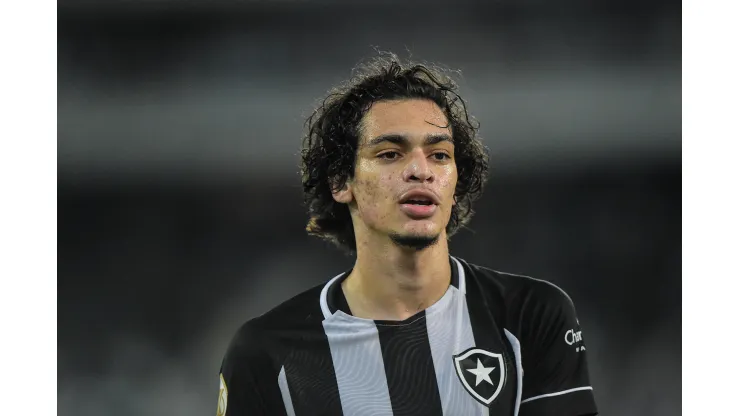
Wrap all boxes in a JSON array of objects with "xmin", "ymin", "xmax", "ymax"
[
  {"xmin": 521, "ymin": 386, "xmax": 594, "ymax": 404},
  {"xmin": 503, "ymin": 329, "xmax": 523, "ymax": 416},
  {"xmin": 277, "ymin": 365, "xmax": 296, "ymax": 416}
]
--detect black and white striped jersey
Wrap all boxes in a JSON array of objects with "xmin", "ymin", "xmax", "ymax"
[{"xmin": 217, "ymin": 257, "xmax": 597, "ymax": 416}]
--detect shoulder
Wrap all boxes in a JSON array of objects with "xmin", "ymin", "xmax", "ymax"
[
  {"xmin": 456, "ymin": 257, "xmax": 581, "ymax": 342},
  {"xmin": 252, "ymin": 281, "xmax": 328, "ymax": 330},
  {"xmin": 224, "ymin": 281, "xmax": 328, "ymax": 361},
  {"xmin": 459, "ymin": 258, "xmax": 576, "ymax": 312}
]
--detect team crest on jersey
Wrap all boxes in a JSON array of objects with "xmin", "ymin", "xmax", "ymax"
[
  {"xmin": 452, "ymin": 347, "xmax": 506, "ymax": 406},
  {"xmin": 216, "ymin": 373, "xmax": 228, "ymax": 416}
]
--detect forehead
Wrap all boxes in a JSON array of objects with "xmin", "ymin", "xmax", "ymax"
[{"xmin": 360, "ymin": 99, "xmax": 450, "ymax": 143}]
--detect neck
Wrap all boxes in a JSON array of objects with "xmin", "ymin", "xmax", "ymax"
[{"xmin": 342, "ymin": 232, "xmax": 452, "ymax": 321}]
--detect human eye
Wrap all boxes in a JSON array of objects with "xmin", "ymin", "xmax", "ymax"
[
  {"xmin": 431, "ymin": 152, "xmax": 451, "ymax": 161},
  {"xmin": 378, "ymin": 151, "xmax": 402, "ymax": 160}
]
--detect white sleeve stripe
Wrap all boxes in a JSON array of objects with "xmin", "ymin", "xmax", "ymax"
[
  {"xmin": 277, "ymin": 366, "xmax": 296, "ymax": 416},
  {"xmin": 503, "ymin": 329, "xmax": 523, "ymax": 416},
  {"xmin": 520, "ymin": 386, "xmax": 594, "ymax": 404}
]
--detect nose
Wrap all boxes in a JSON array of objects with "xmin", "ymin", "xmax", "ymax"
[{"xmin": 403, "ymin": 149, "xmax": 434, "ymax": 183}]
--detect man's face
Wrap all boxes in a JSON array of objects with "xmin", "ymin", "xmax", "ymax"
[{"xmin": 334, "ymin": 99, "xmax": 458, "ymax": 249}]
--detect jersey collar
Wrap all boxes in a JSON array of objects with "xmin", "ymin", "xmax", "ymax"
[{"xmin": 320, "ymin": 256, "xmax": 464, "ymax": 320}]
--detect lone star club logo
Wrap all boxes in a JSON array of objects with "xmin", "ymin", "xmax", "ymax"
[{"xmin": 453, "ymin": 347, "xmax": 506, "ymax": 406}]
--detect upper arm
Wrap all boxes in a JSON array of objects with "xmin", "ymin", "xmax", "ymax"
[
  {"xmin": 217, "ymin": 323, "xmax": 289, "ymax": 416},
  {"xmin": 518, "ymin": 283, "xmax": 598, "ymax": 416}
]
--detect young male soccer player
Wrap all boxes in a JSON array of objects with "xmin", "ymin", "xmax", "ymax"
[{"xmin": 216, "ymin": 55, "xmax": 598, "ymax": 416}]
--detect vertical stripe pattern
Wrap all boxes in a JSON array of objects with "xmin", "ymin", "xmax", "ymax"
[
  {"xmin": 377, "ymin": 314, "xmax": 444, "ymax": 416},
  {"xmin": 283, "ymin": 321, "xmax": 344, "ymax": 415},
  {"xmin": 462, "ymin": 257, "xmax": 519, "ymax": 415},
  {"xmin": 277, "ymin": 366, "xmax": 296, "ymax": 416},
  {"xmin": 323, "ymin": 316, "xmax": 394, "ymax": 416},
  {"xmin": 426, "ymin": 286, "xmax": 488, "ymax": 416},
  {"xmin": 302, "ymin": 256, "xmax": 519, "ymax": 415},
  {"xmin": 504, "ymin": 329, "xmax": 523, "ymax": 416}
]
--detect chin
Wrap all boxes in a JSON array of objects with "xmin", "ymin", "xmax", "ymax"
[
  {"xmin": 401, "ymin": 230, "xmax": 439, "ymax": 241},
  {"xmin": 389, "ymin": 231, "xmax": 441, "ymax": 251},
  {"xmin": 401, "ymin": 220, "xmax": 441, "ymax": 235},
  {"xmin": 387, "ymin": 222, "xmax": 444, "ymax": 249}
]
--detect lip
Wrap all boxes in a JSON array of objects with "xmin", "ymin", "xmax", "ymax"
[
  {"xmin": 399, "ymin": 203, "xmax": 437, "ymax": 219},
  {"xmin": 398, "ymin": 189, "xmax": 441, "ymax": 205}
]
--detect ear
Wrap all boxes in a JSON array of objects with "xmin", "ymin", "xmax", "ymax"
[
  {"xmin": 332, "ymin": 180, "xmax": 353, "ymax": 204},
  {"xmin": 452, "ymin": 195, "xmax": 458, "ymax": 206}
]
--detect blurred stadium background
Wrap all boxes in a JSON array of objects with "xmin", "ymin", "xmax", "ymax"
[{"xmin": 58, "ymin": 0, "xmax": 681, "ymax": 415}]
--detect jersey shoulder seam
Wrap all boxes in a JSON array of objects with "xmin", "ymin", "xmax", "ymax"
[{"xmin": 460, "ymin": 259, "xmax": 575, "ymax": 309}]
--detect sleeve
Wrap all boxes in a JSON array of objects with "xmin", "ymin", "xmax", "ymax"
[
  {"xmin": 518, "ymin": 283, "xmax": 598, "ymax": 416},
  {"xmin": 216, "ymin": 323, "xmax": 289, "ymax": 416}
]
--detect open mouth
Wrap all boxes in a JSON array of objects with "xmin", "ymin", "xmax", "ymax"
[
  {"xmin": 399, "ymin": 197, "xmax": 438, "ymax": 218},
  {"xmin": 404, "ymin": 199, "xmax": 434, "ymax": 206}
]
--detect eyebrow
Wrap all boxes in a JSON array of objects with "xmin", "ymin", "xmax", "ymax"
[{"xmin": 365, "ymin": 133, "xmax": 454, "ymax": 148}]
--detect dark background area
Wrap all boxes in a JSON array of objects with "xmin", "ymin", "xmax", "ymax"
[{"xmin": 58, "ymin": 1, "xmax": 681, "ymax": 414}]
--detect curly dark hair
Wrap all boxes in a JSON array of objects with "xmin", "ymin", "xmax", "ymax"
[{"xmin": 300, "ymin": 53, "xmax": 489, "ymax": 254}]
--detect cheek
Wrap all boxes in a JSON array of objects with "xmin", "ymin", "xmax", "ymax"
[
  {"xmin": 355, "ymin": 174, "xmax": 397, "ymax": 218},
  {"xmin": 439, "ymin": 166, "xmax": 458, "ymax": 198}
]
